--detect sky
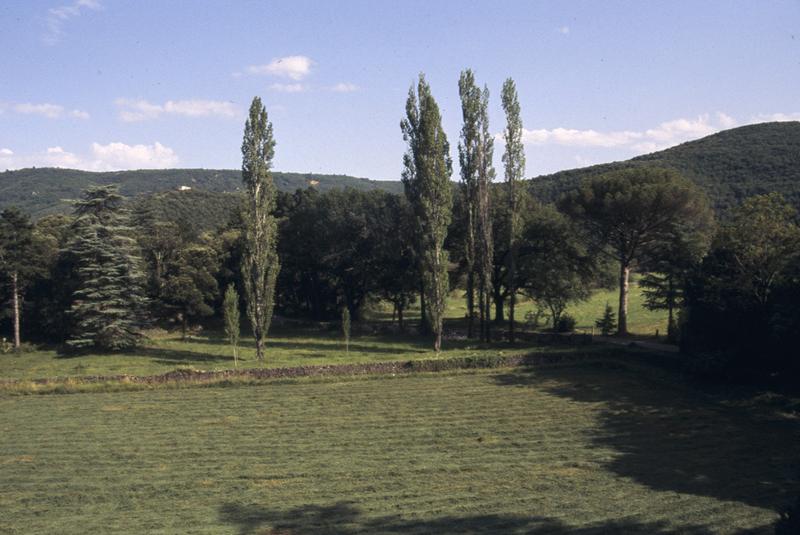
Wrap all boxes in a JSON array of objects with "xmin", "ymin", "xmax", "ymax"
[{"xmin": 0, "ymin": 0, "xmax": 798, "ymax": 180}]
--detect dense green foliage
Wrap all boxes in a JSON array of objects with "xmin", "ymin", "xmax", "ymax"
[
  {"xmin": 559, "ymin": 167, "xmax": 713, "ymax": 335},
  {"xmin": 0, "ymin": 167, "xmax": 402, "ymax": 218},
  {"xmin": 501, "ymin": 77, "xmax": 525, "ymax": 342},
  {"xmin": 682, "ymin": 193, "xmax": 800, "ymax": 378},
  {"xmin": 1, "ymin": 365, "xmax": 795, "ymax": 533},
  {"xmin": 402, "ymin": 74, "xmax": 454, "ymax": 351},
  {"xmin": 533, "ymin": 121, "xmax": 800, "ymax": 213},
  {"xmin": 65, "ymin": 186, "xmax": 147, "ymax": 351},
  {"xmin": 130, "ymin": 189, "xmax": 242, "ymax": 234},
  {"xmin": 240, "ymin": 96, "xmax": 281, "ymax": 363}
]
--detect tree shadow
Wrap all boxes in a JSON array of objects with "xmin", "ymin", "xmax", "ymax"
[
  {"xmin": 218, "ymin": 501, "xmax": 725, "ymax": 534},
  {"xmin": 493, "ymin": 363, "xmax": 800, "ymax": 512},
  {"xmin": 134, "ymin": 346, "xmax": 235, "ymax": 364}
]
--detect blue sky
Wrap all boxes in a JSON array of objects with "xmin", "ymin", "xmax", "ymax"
[{"xmin": 1, "ymin": 0, "xmax": 798, "ymax": 179}]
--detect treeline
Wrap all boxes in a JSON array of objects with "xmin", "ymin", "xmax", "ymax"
[{"xmin": 1, "ymin": 75, "xmax": 798, "ymax": 383}]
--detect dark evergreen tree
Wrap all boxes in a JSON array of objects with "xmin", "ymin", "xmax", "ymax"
[
  {"xmin": 161, "ymin": 242, "xmax": 220, "ymax": 339},
  {"xmin": 66, "ymin": 186, "xmax": 147, "ymax": 351},
  {"xmin": 241, "ymin": 96, "xmax": 281, "ymax": 363},
  {"xmin": 595, "ymin": 302, "xmax": 617, "ymax": 336},
  {"xmin": 401, "ymin": 74, "xmax": 453, "ymax": 352},
  {"xmin": 0, "ymin": 208, "xmax": 38, "ymax": 349}
]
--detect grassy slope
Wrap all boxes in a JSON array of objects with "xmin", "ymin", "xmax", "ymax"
[
  {"xmin": 2, "ymin": 365, "xmax": 796, "ymax": 534},
  {"xmin": 0, "ymin": 284, "xmax": 664, "ymax": 381}
]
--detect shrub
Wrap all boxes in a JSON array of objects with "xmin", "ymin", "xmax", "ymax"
[{"xmin": 555, "ymin": 314, "xmax": 577, "ymax": 333}]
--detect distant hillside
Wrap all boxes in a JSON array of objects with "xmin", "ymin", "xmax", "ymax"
[
  {"xmin": 0, "ymin": 167, "xmax": 402, "ymax": 218},
  {"xmin": 530, "ymin": 121, "xmax": 800, "ymax": 213}
]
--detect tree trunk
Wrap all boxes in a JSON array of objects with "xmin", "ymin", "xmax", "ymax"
[
  {"xmin": 181, "ymin": 313, "xmax": 188, "ymax": 341},
  {"xmin": 508, "ymin": 257, "xmax": 516, "ymax": 344},
  {"xmin": 434, "ymin": 328, "xmax": 442, "ymax": 352},
  {"xmin": 398, "ymin": 305, "xmax": 405, "ymax": 333},
  {"xmin": 494, "ymin": 288, "xmax": 504, "ymax": 323},
  {"xmin": 466, "ymin": 270, "xmax": 475, "ymax": 338},
  {"xmin": 484, "ymin": 294, "xmax": 491, "ymax": 342},
  {"xmin": 618, "ymin": 263, "xmax": 630, "ymax": 336},
  {"xmin": 12, "ymin": 271, "xmax": 21, "ymax": 349},
  {"xmin": 418, "ymin": 280, "xmax": 429, "ymax": 335},
  {"xmin": 255, "ymin": 336, "xmax": 265, "ymax": 363},
  {"xmin": 478, "ymin": 277, "xmax": 486, "ymax": 342}
]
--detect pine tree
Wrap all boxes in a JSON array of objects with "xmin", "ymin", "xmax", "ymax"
[
  {"xmin": 66, "ymin": 186, "xmax": 147, "ymax": 351},
  {"xmin": 241, "ymin": 96, "xmax": 281, "ymax": 363},
  {"xmin": 223, "ymin": 284, "xmax": 241, "ymax": 367},
  {"xmin": 502, "ymin": 78, "xmax": 525, "ymax": 344},
  {"xmin": 595, "ymin": 302, "xmax": 617, "ymax": 336},
  {"xmin": 401, "ymin": 74, "xmax": 453, "ymax": 352}
]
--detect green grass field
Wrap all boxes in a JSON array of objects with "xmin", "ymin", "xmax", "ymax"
[
  {"xmin": 2, "ymin": 363, "xmax": 796, "ymax": 534},
  {"xmin": 1, "ymin": 284, "xmax": 662, "ymax": 382}
]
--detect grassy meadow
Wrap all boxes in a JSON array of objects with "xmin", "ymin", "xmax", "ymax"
[
  {"xmin": 1, "ymin": 284, "xmax": 662, "ymax": 382},
  {"xmin": 2, "ymin": 364, "xmax": 797, "ymax": 534}
]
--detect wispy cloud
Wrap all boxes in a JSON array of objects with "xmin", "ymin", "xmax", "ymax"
[
  {"xmin": 44, "ymin": 0, "xmax": 102, "ymax": 45},
  {"xmin": 330, "ymin": 82, "xmax": 359, "ymax": 93},
  {"xmin": 556, "ymin": 26, "xmax": 570, "ymax": 35},
  {"xmin": 268, "ymin": 83, "xmax": 306, "ymax": 93},
  {"xmin": 12, "ymin": 102, "xmax": 89, "ymax": 119},
  {"xmin": 0, "ymin": 141, "xmax": 179, "ymax": 171},
  {"xmin": 115, "ymin": 98, "xmax": 238, "ymax": 122},
  {"xmin": 512, "ymin": 111, "xmax": 800, "ymax": 155},
  {"xmin": 245, "ymin": 55, "xmax": 313, "ymax": 80}
]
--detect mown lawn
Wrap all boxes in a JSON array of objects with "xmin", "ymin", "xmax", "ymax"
[
  {"xmin": 1, "ymin": 363, "xmax": 796, "ymax": 534},
  {"xmin": 1, "ymin": 283, "xmax": 663, "ymax": 382},
  {"xmin": 0, "ymin": 327, "xmax": 551, "ymax": 381}
]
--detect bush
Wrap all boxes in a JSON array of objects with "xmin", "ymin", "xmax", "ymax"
[{"xmin": 555, "ymin": 314, "xmax": 577, "ymax": 333}]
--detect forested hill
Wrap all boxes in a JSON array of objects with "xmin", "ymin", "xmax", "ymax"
[
  {"xmin": 0, "ymin": 167, "xmax": 403, "ymax": 217},
  {"xmin": 530, "ymin": 121, "xmax": 800, "ymax": 213}
]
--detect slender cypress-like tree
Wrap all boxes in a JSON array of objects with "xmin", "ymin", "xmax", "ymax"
[
  {"xmin": 502, "ymin": 78, "xmax": 525, "ymax": 344},
  {"xmin": 223, "ymin": 283, "xmax": 241, "ymax": 367},
  {"xmin": 241, "ymin": 96, "xmax": 281, "ymax": 363},
  {"xmin": 401, "ymin": 74, "xmax": 453, "ymax": 352},
  {"xmin": 458, "ymin": 70, "xmax": 479, "ymax": 339},
  {"xmin": 459, "ymin": 70, "xmax": 495, "ymax": 343},
  {"xmin": 475, "ymin": 84, "xmax": 495, "ymax": 343},
  {"xmin": 66, "ymin": 185, "xmax": 147, "ymax": 351}
]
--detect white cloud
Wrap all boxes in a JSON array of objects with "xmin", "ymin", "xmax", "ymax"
[
  {"xmin": 116, "ymin": 98, "xmax": 238, "ymax": 122},
  {"xmin": 246, "ymin": 55, "xmax": 313, "ymax": 80},
  {"xmin": 44, "ymin": 0, "xmax": 102, "ymax": 45},
  {"xmin": 269, "ymin": 83, "xmax": 306, "ymax": 93},
  {"xmin": 517, "ymin": 113, "xmax": 744, "ymax": 154},
  {"xmin": 0, "ymin": 142, "xmax": 179, "ymax": 171},
  {"xmin": 752, "ymin": 112, "xmax": 800, "ymax": 122},
  {"xmin": 89, "ymin": 141, "xmax": 178, "ymax": 170},
  {"xmin": 557, "ymin": 26, "xmax": 570, "ymax": 35},
  {"xmin": 11, "ymin": 102, "xmax": 89, "ymax": 119},
  {"xmin": 513, "ymin": 111, "xmax": 800, "ymax": 156},
  {"xmin": 330, "ymin": 82, "xmax": 359, "ymax": 93}
]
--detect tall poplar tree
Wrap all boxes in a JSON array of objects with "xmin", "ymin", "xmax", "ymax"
[
  {"xmin": 241, "ymin": 96, "xmax": 280, "ymax": 363},
  {"xmin": 501, "ymin": 78, "xmax": 525, "ymax": 343},
  {"xmin": 66, "ymin": 185, "xmax": 147, "ymax": 351},
  {"xmin": 458, "ymin": 70, "xmax": 494, "ymax": 342},
  {"xmin": 458, "ymin": 70, "xmax": 479, "ymax": 339},
  {"xmin": 401, "ymin": 74, "xmax": 453, "ymax": 352}
]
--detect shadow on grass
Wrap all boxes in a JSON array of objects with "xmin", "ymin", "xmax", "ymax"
[
  {"xmin": 493, "ymin": 364, "xmax": 800, "ymax": 513},
  {"xmin": 218, "ymin": 501, "xmax": 721, "ymax": 534}
]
